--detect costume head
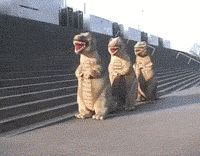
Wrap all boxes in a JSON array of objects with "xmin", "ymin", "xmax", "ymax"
[
  {"xmin": 134, "ymin": 41, "xmax": 148, "ymax": 57},
  {"xmin": 108, "ymin": 37, "xmax": 125, "ymax": 55},
  {"xmin": 73, "ymin": 32, "xmax": 96, "ymax": 54}
]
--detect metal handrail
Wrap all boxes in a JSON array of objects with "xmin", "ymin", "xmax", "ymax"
[
  {"xmin": 176, "ymin": 52, "xmax": 200, "ymax": 64},
  {"xmin": 147, "ymin": 45, "xmax": 156, "ymax": 56}
]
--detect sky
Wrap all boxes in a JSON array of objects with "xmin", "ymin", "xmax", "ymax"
[{"xmin": 65, "ymin": 0, "xmax": 200, "ymax": 52}]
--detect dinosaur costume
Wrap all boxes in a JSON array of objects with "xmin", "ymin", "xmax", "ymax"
[
  {"xmin": 73, "ymin": 32, "xmax": 116, "ymax": 120},
  {"xmin": 108, "ymin": 37, "xmax": 137, "ymax": 111},
  {"xmin": 133, "ymin": 41, "xmax": 157, "ymax": 102}
]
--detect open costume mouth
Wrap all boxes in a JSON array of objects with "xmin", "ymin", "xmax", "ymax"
[
  {"xmin": 134, "ymin": 48, "xmax": 146, "ymax": 56},
  {"xmin": 109, "ymin": 46, "xmax": 119, "ymax": 54},
  {"xmin": 73, "ymin": 41, "xmax": 86, "ymax": 54},
  {"xmin": 134, "ymin": 49, "xmax": 141, "ymax": 55}
]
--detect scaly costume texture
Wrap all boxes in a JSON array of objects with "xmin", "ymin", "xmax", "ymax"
[
  {"xmin": 73, "ymin": 32, "xmax": 116, "ymax": 120},
  {"xmin": 108, "ymin": 37, "xmax": 137, "ymax": 111},
  {"xmin": 134, "ymin": 41, "xmax": 157, "ymax": 102}
]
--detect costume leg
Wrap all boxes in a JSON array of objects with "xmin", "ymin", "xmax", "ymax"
[{"xmin": 75, "ymin": 95, "xmax": 93, "ymax": 119}]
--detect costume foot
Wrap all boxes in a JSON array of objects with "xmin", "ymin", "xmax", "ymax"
[
  {"xmin": 136, "ymin": 98, "xmax": 141, "ymax": 102},
  {"xmin": 92, "ymin": 114, "xmax": 105, "ymax": 120},
  {"xmin": 136, "ymin": 96, "xmax": 146, "ymax": 102},
  {"xmin": 125, "ymin": 106, "xmax": 135, "ymax": 111},
  {"xmin": 75, "ymin": 113, "xmax": 86, "ymax": 119},
  {"xmin": 75, "ymin": 113, "xmax": 92, "ymax": 119}
]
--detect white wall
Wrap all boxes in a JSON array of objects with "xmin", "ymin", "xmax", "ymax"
[
  {"xmin": 148, "ymin": 34, "xmax": 159, "ymax": 46},
  {"xmin": 163, "ymin": 40, "xmax": 171, "ymax": 48},
  {"xmin": 118, "ymin": 24, "xmax": 124, "ymax": 37},
  {"xmin": 83, "ymin": 14, "xmax": 113, "ymax": 36},
  {"xmin": 124, "ymin": 27, "xmax": 141, "ymax": 41},
  {"xmin": 0, "ymin": 0, "xmax": 63, "ymax": 24},
  {"xmin": 0, "ymin": 0, "xmax": 12, "ymax": 14}
]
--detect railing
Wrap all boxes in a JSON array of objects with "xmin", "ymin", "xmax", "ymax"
[
  {"xmin": 147, "ymin": 45, "xmax": 156, "ymax": 56},
  {"xmin": 176, "ymin": 52, "xmax": 200, "ymax": 65},
  {"xmin": 114, "ymin": 30, "xmax": 198, "ymax": 63}
]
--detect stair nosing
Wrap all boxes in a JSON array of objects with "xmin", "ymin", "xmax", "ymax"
[
  {"xmin": 0, "ymin": 86, "xmax": 77, "ymax": 99},
  {"xmin": 0, "ymin": 69, "xmax": 71, "ymax": 76},
  {"xmin": 156, "ymin": 70, "xmax": 193, "ymax": 80},
  {"xmin": 0, "ymin": 113, "xmax": 75, "ymax": 137},
  {"xmin": 155, "ymin": 68, "xmax": 190, "ymax": 75},
  {"xmin": 158, "ymin": 74, "xmax": 200, "ymax": 94},
  {"xmin": 0, "ymin": 79, "xmax": 77, "ymax": 90},
  {"xmin": 158, "ymin": 73, "xmax": 197, "ymax": 89},
  {"xmin": 0, "ymin": 73, "xmax": 75, "ymax": 81},
  {"xmin": 0, "ymin": 93, "xmax": 77, "ymax": 110},
  {"xmin": 0, "ymin": 101, "xmax": 77, "ymax": 124},
  {"xmin": 176, "ymin": 75, "xmax": 200, "ymax": 91},
  {"xmin": 157, "ymin": 71, "xmax": 195, "ymax": 84}
]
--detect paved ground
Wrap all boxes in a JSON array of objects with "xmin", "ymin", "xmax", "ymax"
[{"xmin": 0, "ymin": 87, "xmax": 200, "ymax": 156}]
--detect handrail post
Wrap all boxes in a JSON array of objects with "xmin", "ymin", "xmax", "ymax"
[
  {"xmin": 176, "ymin": 52, "xmax": 180, "ymax": 59},
  {"xmin": 148, "ymin": 45, "xmax": 156, "ymax": 56},
  {"xmin": 188, "ymin": 58, "xmax": 192, "ymax": 64}
]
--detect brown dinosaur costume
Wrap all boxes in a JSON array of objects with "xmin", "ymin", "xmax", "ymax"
[
  {"xmin": 133, "ymin": 41, "xmax": 157, "ymax": 102},
  {"xmin": 108, "ymin": 37, "xmax": 137, "ymax": 111},
  {"xmin": 73, "ymin": 32, "xmax": 116, "ymax": 120}
]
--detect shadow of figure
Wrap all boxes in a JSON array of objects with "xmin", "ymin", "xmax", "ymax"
[
  {"xmin": 111, "ymin": 75, "xmax": 127, "ymax": 110},
  {"xmin": 13, "ymin": 91, "xmax": 200, "ymax": 136},
  {"xmin": 137, "ymin": 74, "xmax": 158, "ymax": 101},
  {"xmin": 108, "ymin": 93, "xmax": 200, "ymax": 119}
]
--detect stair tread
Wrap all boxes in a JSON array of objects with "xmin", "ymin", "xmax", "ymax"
[
  {"xmin": 0, "ymin": 73, "xmax": 75, "ymax": 81},
  {"xmin": 0, "ymin": 113, "xmax": 75, "ymax": 137},
  {"xmin": 157, "ymin": 71, "xmax": 195, "ymax": 84},
  {"xmin": 0, "ymin": 79, "xmax": 77, "ymax": 90},
  {"xmin": 0, "ymin": 101, "xmax": 77, "ymax": 124},
  {"xmin": 158, "ymin": 74, "xmax": 200, "ymax": 94},
  {"xmin": 176, "ymin": 76, "xmax": 200, "ymax": 91},
  {"xmin": 158, "ymin": 73, "xmax": 197, "ymax": 88},
  {"xmin": 0, "ymin": 86, "xmax": 77, "ymax": 99},
  {"xmin": 0, "ymin": 93, "xmax": 77, "ymax": 111},
  {"xmin": 156, "ymin": 70, "xmax": 193, "ymax": 80}
]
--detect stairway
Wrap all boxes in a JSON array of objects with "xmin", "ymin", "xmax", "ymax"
[
  {"xmin": 156, "ymin": 67, "xmax": 200, "ymax": 96},
  {"xmin": 1, "ymin": 66, "xmax": 199, "ymax": 136},
  {"xmin": 1, "ymin": 14, "xmax": 200, "ymax": 136},
  {"xmin": 0, "ymin": 70, "xmax": 78, "ymax": 136}
]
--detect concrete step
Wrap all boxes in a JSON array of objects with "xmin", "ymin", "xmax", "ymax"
[
  {"xmin": 1, "ymin": 63, "xmax": 74, "ymax": 73},
  {"xmin": 158, "ymin": 74, "xmax": 199, "ymax": 96},
  {"xmin": 0, "ymin": 79, "xmax": 77, "ymax": 97},
  {"xmin": 176, "ymin": 75, "xmax": 200, "ymax": 91},
  {"xmin": 194, "ymin": 80, "xmax": 200, "ymax": 86},
  {"xmin": 157, "ymin": 73, "xmax": 197, "ymax": 91},
  {"xmin": 155, "ymin": 67, "xmax": 190, "ymax": 76},
  {"xmin": 0, "ymin": 93, "xmax": 77, "ymax": 120},
  {"xmin": 0, "ymin": 113, "xmax": 75, "ymax": 137},
  {"xmin": 156, "ymin": 70, "xmax": 192, "ymax": 81},
  {"xmin": 0, "ymin": 86, "xmax": 77, "ymax": 108},
  {"xmin": 0, "ymin": 69, "xmax": 74, "ymax": 79},
  {"xmin": 157, "ymin": 71, "xmax": 194, "ymax": 86},
  {"xmin": 0, "ymin": 102, "xmax": 78, "ymax": 134},
  {"xmin": 0, "ymin": 74, "xmax": 76, "ymax": 88},
  {"xmin": 0, "ymin": 111, "xmax": 76, "ymax": 138}
]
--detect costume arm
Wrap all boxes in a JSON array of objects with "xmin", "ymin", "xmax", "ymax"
[
  {"xmin": 75, "ymin": 65, "xmax": 83, "ymax": 78},
  {"xmin": 90, "ymin": 64, "xmax": 103, "ymax": 78}
]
